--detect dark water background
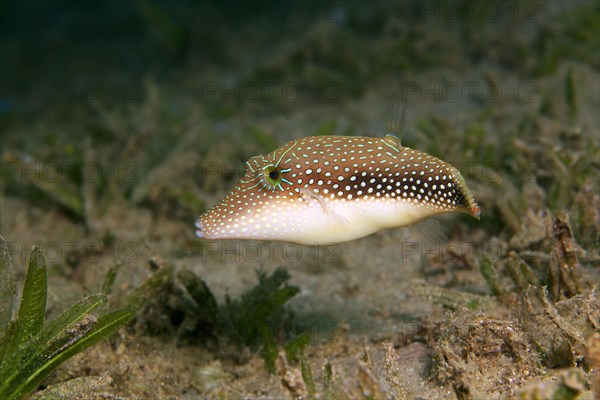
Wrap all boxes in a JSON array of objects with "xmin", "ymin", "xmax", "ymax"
[{"xmin": 1, "ymin": 1, "xmax": 598, "ymax": 398}]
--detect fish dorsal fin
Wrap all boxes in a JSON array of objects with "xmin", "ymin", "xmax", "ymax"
[
  {"xmin": 383, "ymin": 134, "xmax": 402, "ymax": 152},
  {"xmin": 384, "ymin": 100, "xmax": 407, "ymax": 146}
]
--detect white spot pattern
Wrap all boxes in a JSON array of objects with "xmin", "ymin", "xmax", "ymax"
[{"xmin": 196, "ymin": 135, "xmax": 480, "ymax": 244}]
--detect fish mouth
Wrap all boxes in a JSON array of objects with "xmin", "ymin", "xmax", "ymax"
[{"xmin": 195, "ymin": 218, "xmax": 206, "ymax": 238}]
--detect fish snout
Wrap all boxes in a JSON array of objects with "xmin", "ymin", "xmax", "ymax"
[{"xmin": 195, "ymin": 218, "xmax": 206, "ymax": 238}]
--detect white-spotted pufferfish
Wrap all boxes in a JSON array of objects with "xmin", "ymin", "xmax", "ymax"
[{"xmin": 196, "ymin": 135, "xmax": 480, "ymax": 245}]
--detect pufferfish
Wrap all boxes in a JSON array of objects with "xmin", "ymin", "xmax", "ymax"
[{"xmin": 196, "ymin": 135, "xmax": 480, "ymax": 245}]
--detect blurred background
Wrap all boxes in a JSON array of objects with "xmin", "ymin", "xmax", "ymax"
[{"xmin": 1, "ymin": 1, "xmax": 599, "ymax": 398}]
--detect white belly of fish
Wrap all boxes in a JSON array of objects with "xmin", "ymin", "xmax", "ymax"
[{"xmin": 255, "ymin": 198, "xmax": 437, "ymax": 245}]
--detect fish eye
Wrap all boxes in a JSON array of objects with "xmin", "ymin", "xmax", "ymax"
[{"xmin": 264, "ymin": 165, "xmax": 283, "ymax": 186}]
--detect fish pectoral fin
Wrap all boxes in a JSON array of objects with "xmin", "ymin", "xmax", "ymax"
[{"xmin": 299, "ymin": 188, "xmax": 348, "ymax": 224}]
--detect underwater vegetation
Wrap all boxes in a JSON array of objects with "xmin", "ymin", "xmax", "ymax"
[
  {"xmin": 0, "ymin": 232, "xmax": 308, "ymax": 398},
  {"xmin": 4, "ymin": 72, "xmax": 598, "ymax": 397},
  {"xmin": 2, "ymin": 68, "xmax": 599, "ymax": 399},
  {"xmin": 128, "ymin": 259, "xmax": 304, "ymax": 367},
  {"xmin": 0, "ymin": 236, "xmax": 135, "ymax": 400}
]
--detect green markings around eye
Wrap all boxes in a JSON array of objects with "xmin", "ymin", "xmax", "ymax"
[
  {"xmin": 262, "ymin": 165, "xmax": 291, "ymax": 192},
  {"xmin": 264, "ymin": 166, "xmax": 282, "ymax": 187}
]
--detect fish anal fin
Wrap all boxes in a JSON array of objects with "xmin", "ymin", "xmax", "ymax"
[{"xmin": 415, "ymin": 218, "xmax": 449, "ymax": 243}]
